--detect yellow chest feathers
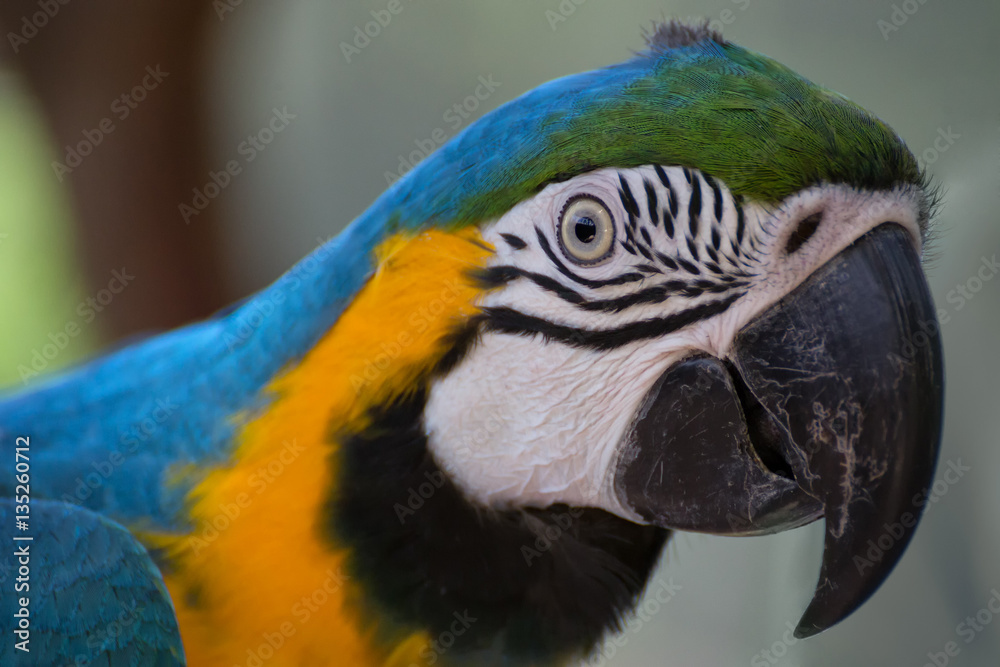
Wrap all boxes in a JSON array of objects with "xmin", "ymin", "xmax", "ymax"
[{"xmin": 151, "ymin": 229, "xmax": 492, "ymax": 666}]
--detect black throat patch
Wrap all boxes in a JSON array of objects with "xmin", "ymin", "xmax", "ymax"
[{"xmin": 325, "ymin": 349, "xmax": 669, "ymax": 664}]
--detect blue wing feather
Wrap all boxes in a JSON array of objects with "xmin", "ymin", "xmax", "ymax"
[{"xmin": 0, "ymin": 499, "xmax": 184, "ymax": 665}]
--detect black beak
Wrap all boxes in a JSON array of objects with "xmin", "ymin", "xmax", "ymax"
[{"xmin": 616, "ymin": 224, "xmax": 944, "ymax": 637}]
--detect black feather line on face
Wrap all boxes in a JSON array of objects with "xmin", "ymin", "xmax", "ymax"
[
  {"xmin": 653, "ymin": 166, "xmax": 680, "ymax": 222},
  {"xmin": 705, "ymin": 245, "xmax": 720, "ymax": 265},
  {"xmin": 535, "ymin": 227, "xmax": 644, "ymax": 288},
  {"xmin": 640, "ymin": 227, "xmax": 654, "ymax": 247},
  {"xmin": 686, "ymin": 236, "xmax": 700, "ymax": 260},
  {"xmin": 326, "ymin": 357, "xmax": 667, "ymax": 662},
  {"xmin": 476, "ymin": 265, "xmax": 743, "ymax": 314},
  {"xmin": 480, "ymin": 293, "xmax": 741, "ymax": 350},
  {"xmin": 653, "ymin": 164, "xmax": 671, "ymax": 189},
  {"xmin": 618, "ymin": 174, "xmax": 641, "ymax": 219},
  {"xmin": 663, "ymin": 207, "xmax": 675, "ymax": 238},
  {"xmin": 500, "ymin": 233, "xmax": 528, "ymax": 250},
  {"xmin": 687, "ymin": 174, "xmax": 702, "ymax": 238},
  {"xmin": 472, "ymin": 266, "xmax": 586, "ymax": 305},
  {"xmin": 643, "ymin": 179, "xmax": 659, "ymax": 228},
  {"xmin": 677, "ymin": 256, "xmax": 700, "ymax": 275},
  {"xmin": 706, "ymin": 174, "xmax": 724, "ymax": 222},
  {"xmin": 635, "ymin": 243, "xmax": 656, "ymax": 262}
]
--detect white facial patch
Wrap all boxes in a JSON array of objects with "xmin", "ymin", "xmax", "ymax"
[{"xmin": 423, "ymin": 165, "xmax": 926, "ymax": 522}]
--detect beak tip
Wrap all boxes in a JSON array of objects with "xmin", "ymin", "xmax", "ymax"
[
  {"xmin": 794, "ymin": 584, "xmax": 868, "ymax": 638},
  {"xmin": 794, "ymin": 599, "xmax": 838, "ymax": 639},
  {"xmin": 792, "ymin": 621, "xmax": 820, "ymax": 640}
]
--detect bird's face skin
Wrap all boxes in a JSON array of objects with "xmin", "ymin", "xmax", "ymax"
[
  {"xmin": 425, "ymin": 164, "xmax": 940, "ymax": 636},
  {"xmin": 429, "ymin": 165, "xmax": 924, "ymax": 516}
]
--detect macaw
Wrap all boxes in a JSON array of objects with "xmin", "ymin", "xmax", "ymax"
[{"xmin": 0, "ymin": 20, "xmax": 943, "ymax": 667}]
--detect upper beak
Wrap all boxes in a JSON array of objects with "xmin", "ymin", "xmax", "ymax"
[{"xmin": 615, "ymin": 223, "xmax": 945, "ymax": 637}]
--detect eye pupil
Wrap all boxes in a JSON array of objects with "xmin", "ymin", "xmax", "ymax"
[
  {"xmin": 575, "ymin": 217, "xmax": 597, "ymax": 244},
  {"xmin": 558, "ymin": 195, "xmax": 615, "ymax": 264}
]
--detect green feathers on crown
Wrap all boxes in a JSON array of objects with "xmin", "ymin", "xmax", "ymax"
[
  {"xmin": 625, "ymin": 20, "xmax": 925, "ymax": 202},
  {"xmin": 380, "ymin": 20, "xmax": 928, "ymax": 231}
]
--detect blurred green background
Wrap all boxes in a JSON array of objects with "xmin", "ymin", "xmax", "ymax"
[{"xmin": 1, "ymin": 1, "xmax": 998, "ymax": 665}]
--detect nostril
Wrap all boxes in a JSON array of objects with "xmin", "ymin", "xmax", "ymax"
[{"xmin": 786, "ymin": 212, "xmax": 823, "ymax": 254}]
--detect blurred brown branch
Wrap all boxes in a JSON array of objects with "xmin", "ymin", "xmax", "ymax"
[{"xmin": 0, "ymin": 0, "xmax": 230, "ymax": 340}]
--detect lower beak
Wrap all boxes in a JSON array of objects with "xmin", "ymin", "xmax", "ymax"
[{"xmin": 616, "ymin": 224, "xmax": 945, "ymax": 636}]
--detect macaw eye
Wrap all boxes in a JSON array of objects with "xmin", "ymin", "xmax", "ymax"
[{"xmin": 558, "ymin": 195, "xmax": 615, "ymax": 264}]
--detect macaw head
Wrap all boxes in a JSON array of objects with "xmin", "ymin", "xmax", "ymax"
[{"xmin": 327, "ymin": 20, "xmax": 943, "ymax": 661}]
